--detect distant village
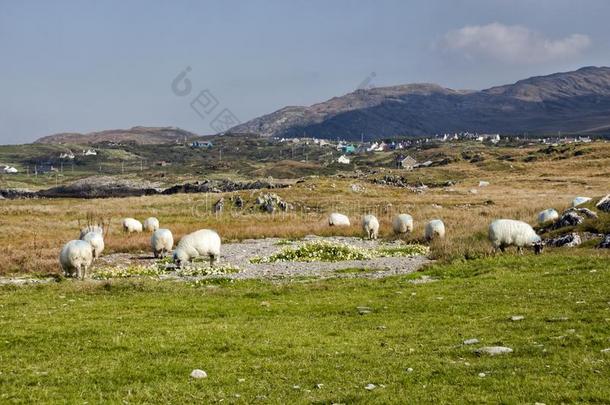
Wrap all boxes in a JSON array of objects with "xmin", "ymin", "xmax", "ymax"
[
  {"xmin": 271, "ymin": 132, "xmax": 596, "ymax": 167},
  {"xmin": 0, "ymin": 132, "xmax": 600, "ymax": 175}
]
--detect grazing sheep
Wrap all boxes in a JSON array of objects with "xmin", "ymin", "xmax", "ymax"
[
  {"xmin": 362, "ymin": 214, "xmax": 380, "ymax": 240},
  {"xmin": 488, "ymin": 219, "xmax": 543, "ymax": 254},
  {"xmin": 572, "ymin": 196, "xmax": 592, "ymax": 207},
  {"xmin": 425, "ymin": 219, "xmax": 445, "ymax": 240},
  {"xmin": 537, "ymin": 208, "xmax": 559, "ymax": 225},
  {"xmin": 173, "ymin": 229, "xmax": 221, "ymax": 267},
  {"xmin": 122, "ymin": 217, "xmax": 143, "ymax": 233},
  {"xmin": 392, "ymin": 214, "xmax": 414, "ymax": 234},
  {"xmin": 59, "ymin": 240, "xmax": 93, "ymax": 279},
  {"xmin": 78, "ymin": 224, "xmax": 103, "ymax": 240},
  {"xmin": 328, "ymin": 213, "xmax": 350, "ymax": 226},
  {"xmin": 151, "ymin": 228, "xmax": 174, "ymax": 258},
  {"xmin": 81, "ymin": 231, "xmax": 104, "ymax": 259},
  {"xmin": 143, "ymin": 217, "xmax": 160, "ymax": 232}
]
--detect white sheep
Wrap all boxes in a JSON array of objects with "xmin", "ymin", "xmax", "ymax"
[
  {"xmin": 151, "ymin": 228, "xmax": 174, "ymax": 258},
  {"xmin": 572, "ymin": 196, "xmax": 592, "ymax": 207},
  {"xmin": 143, "ymin": 217, "xmax": 160, "ymax": 232},
  {"xmin": 328, "ymin": 213, "xmax": 350, "ymax": 226},
  {"xmin": 79, "ymin": 224, "xmax": 103, "ymax": 240},
  {"xmin": 81, "ymin": 231, "xmax": 105, "ymax": 259},
  {"xmin": 362, "ymin": 214, "xmax": 379, "ymax": 240},
  {"xmin": 537, "ymin": 208, "xmax": 559, "ymax": 225},
  {"xmin": 425, "ymin": 219, "xmax": 445, "ymax": 240},
  {"xmin": 122, "ymin": 217, "xmax": 143, "ymax": 233},
  {"xmin": 392, "ymin": 214, "xmax": 414, "ymax": 234},
  {"xmin": 59, "ymin": 240, "xmax": 93, "ymax": 279},
  {"xmin": 173, "ymin": 229, "xmax": 221, "ymax": 267},
  {"xmin": 488, "ymin": 219, "xmax": 543, "ymax": 254}
]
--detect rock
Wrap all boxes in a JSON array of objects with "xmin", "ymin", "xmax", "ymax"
[
  {"xmin": 478, "ymin": 372, "xmax": 486, "ymax": 378},
  {"xmin": 577, "ymin": 208, "xmax": 598, "ymax": 218},
  {"xmin": 553, "ymin": 211, "xmax": 584, "ymax": 229},
  {"xmin": 596, "ymin": 194, "xmax": 610, "ymax": 213},
  {"xmin": 469, "ymin": 189, "xmax": 478, "ymax": 194},
  {"xmin": 474, "ymin": 346, "xmax": 513, "ymax": 356},
  {"xmin": 406, "ymin": 367, "xmax": 414, "ymax": 373},
  {"xmin": 463, "ymin": 338, "xmax": 480, "ymax": 345},
  {"xmin": 351, "ymin": 184, "xmax": 364, "ymax": 192},
  {"xmin": 364, "ymin": 383, "xmax": 376, "ymax": 390},
  {"xmin": 190, "ymin": 369, "xmax": 208, "ymax": 379},
  {"xmin": 478, "ymin": 181, "xmax": 489, "ymax": 187},
  {"xmin": 546, "ymin": 316, "xmax": 569, "ymax": 322},
  {"xmin": 316, "ymin": 383, "xmax": 324, "ymax": 389},
  {"xmin": 510, "ymin": 315, "xmax": 525, "ymax": 321},
  {"xmin": 357, "ymin": 306, "xmax": 372, "ymax": 315},
  {"xmin": 572, "ymin": 196, "xmax": 592, "ymax": 207},
  {"xmin": 601, "ymin": 348, "xmax": 610, "ymax": 353},
  {"xmin": 545, "ymin": 233, "xmax": 581, "ymax": 247},
  {"xmin": 598, "ymin": 234, "xmax": 610, "ymax": 249}
]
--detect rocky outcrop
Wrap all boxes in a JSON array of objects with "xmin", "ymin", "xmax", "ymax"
[
  {"xmin": 599, "ymin": 235, "xmax": 610, "ymax": 249},
  {"xmin": 553, "ymin": 211, "xmax": 584, "ymax": 229},
  {"xmin": 0, "ymin": 177, "xmax": 287, "ymax": 199},
  {"xmin": 596, "ymin": 194, "xmax": 610, "ymax": 213},
  {"xmin": 545, "ymin": 233, "xmax": 582, "ymax": 248}
]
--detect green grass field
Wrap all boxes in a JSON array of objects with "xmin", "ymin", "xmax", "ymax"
[{"xmin": 1, "ymin": 253, "xmax": 609, "ymax": 403}]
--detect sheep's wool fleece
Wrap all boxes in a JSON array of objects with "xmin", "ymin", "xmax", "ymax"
[{"xmin": 488, "ymin": 219, "xmax": 540, "ymax": 247}]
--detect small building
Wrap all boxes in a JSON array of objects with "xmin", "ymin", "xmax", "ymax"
[
  {"xmin": 191, "ymin": 141, "xmax": 213, "ymax": 149},
  {"xmin": 341, "ymin": 144, "xmax": 357, "ymax": 154},
  {"xmin": 60, "ymin": 151, "xmax": 75, "ymax": 159},
  {"xmin": 337, "ymin": 155, "xmax": 351, "ymax": 164},
  {"xmin": 398, "ymin": 155, "xmax": 417, "ymax": 170}
]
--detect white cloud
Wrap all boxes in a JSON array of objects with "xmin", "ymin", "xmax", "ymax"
[{"xmin": 441, "ymin": 22, "xmax": 591, "ymax": 64}]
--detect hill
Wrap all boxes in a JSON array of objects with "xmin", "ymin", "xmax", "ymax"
[
  {"xmin": 227, "ymin": 66, "xmax": 610, "ymax": 140},
  {"xmin": 34, "ymin": 126, "xmax": 200, "ymax": 145}
]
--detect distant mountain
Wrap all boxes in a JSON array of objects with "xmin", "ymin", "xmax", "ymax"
[
  {"xmin": 35, "ymin": 126, "xmax": 199, "ymax": 145},
  {"xmin": 228, "ymin": 66, "xmax": 610, "ymax": 140}
]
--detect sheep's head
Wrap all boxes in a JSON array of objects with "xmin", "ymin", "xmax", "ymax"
[
  {"xmin": 533, "ymin": 240, "xmax": 544, "ymax": 255},
  {"xmin": 173, "ymin": 248, "xmax": 189, "ymax": 267}
]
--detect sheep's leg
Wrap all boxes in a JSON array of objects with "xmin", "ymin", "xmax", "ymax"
[
  {"xmin": 499, "ymin": 245, "xmax": 505, "ymax": 253},
  {"xmin": 82, "ymin": 264, "xmax": 88, "ymax": 280},
  {"xmin": 518, "ymin": 246, "xmax": 524, "ymax": 255},
  {"xmin": 209, "ymin": 254, "xmax": 216, "ymax": 267}
]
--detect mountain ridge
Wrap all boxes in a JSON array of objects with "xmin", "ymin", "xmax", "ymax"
[
  {"xmin": 34, "ymin": 126, "xmax": 200, "ymax": 145},
  {"xmin": 227, "ymin": 66, "xmax": 610, "ymax": 139}
]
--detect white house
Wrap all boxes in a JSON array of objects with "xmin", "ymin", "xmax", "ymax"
[
  {"xmin": 398, "ymin": 155, "xmax": 417, "ymax": 170},
  {"xmin": 337, "ymin": 155, "xmax": 351, "ymax": 164},
  {"xmin": 60, "ymin": 151, "xmax": 75, "ymax": 159}
]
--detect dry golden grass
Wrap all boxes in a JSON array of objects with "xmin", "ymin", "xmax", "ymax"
[{"xmin": 1, "ymin": 142, "xmax": 608, "ymax": 276}]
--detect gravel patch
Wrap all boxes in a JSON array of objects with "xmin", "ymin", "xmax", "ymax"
[
  {"xmin": 97, "ymin": 236, "xmax": 431, "ymax": 280},
  {"xmin": 0, "ymin": 236, "xmax": 431, "ymax": 285}
]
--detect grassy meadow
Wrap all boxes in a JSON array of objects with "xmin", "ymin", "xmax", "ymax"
[
  {"xmin": 0, "ymin": 140, "xmax": 609, "ymax": 403},
  {"xmin": 1, "ymin": 255, "xmax": 609, "ymax": 403}
]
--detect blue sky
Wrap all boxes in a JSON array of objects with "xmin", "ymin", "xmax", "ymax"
[{"xmin": 1, "ymin": 0, "xmax": 609, "ymax": 143}]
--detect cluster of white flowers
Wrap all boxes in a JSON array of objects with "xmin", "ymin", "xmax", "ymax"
[
  {"xmin": 93, "ymin": 264, "xmax": 164, "ymax": 280},
  {"xmin": 176, "ymin": 263, "xmax": 239, "ymax": 277},
  {"xmin": 251, "ymin": 241, "xmax": 429, "ymax": 264}
]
